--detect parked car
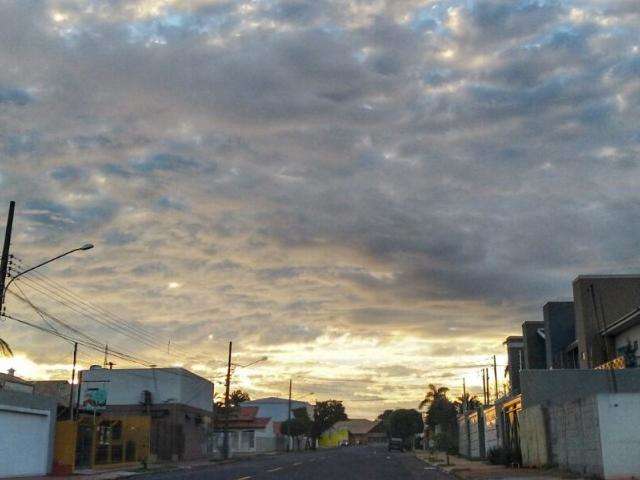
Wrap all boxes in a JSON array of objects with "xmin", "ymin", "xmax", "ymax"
[
  {"xmin": 388, "ymin": 437, "xmax": 404, "ymax": 452},
  {"xmin": 340, "ymin": 440, "xmax": 349, "ymax": 447}
]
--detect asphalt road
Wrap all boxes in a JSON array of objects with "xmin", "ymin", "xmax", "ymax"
[{"xmin": 144, "ymin": 446, "xmax": 452, "ymax": 480}]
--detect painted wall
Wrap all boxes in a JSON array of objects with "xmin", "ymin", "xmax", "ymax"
[
  {"xmin": 597, "ymin": 393, "xmax": 640, "ymax": 479},
  {"xmin": 319, "ymin": 427, "xmax": 348, "ymax": 448},
  {"xmin": 518, "ymin": 405, "xmax": 549, "ymax": 467},
  {"xmin": 80, "ymin": 367, "xmax": 213, "ymax": 412}
]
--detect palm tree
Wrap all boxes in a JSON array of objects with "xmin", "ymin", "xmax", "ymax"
[
  {"xmin": 455, "ymin": 393, "xmax": 481, "ymax": 413},
  {"xmin": 418, "ymin": 384, "xmax": 449, "ymax": 410},
  {"xmin": 0, "ymin": 337, "xmax": 12, "ymax": 357}
]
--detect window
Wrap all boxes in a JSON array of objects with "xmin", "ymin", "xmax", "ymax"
[{"xmin": 125, "ymin": 441, "xmax": 136, "ymax": 462}]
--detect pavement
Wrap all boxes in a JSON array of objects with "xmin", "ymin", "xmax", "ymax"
[
  {"xmin": 413, "ymin": 451, "xmax": 581, "ymax": 480},
  {"xmin": 139, "ymin": 446, "xmax": 454, "ymax": 480}
]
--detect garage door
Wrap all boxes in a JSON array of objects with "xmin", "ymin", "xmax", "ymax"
[{"xmin": 0, "ymin": 407, "xmax": 51, "ymax": 477}]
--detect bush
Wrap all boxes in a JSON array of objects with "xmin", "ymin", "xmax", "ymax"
[{"xmin": 486, "ymin": 446, "xmax": 522, "ymax": 466}]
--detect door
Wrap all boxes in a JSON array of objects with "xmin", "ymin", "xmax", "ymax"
[
  {"xmin": 0, "ymin": 409, "xmax": 50, "ymax": 477},
  {"xmin": 75, "ymin": 424, "xmax": 94, "ymax": 469}
]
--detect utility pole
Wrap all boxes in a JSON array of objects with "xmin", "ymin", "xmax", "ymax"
[
  {"xmin": 287, "ymin": 378, "xmax": 292, "ymax": 451},
  {"xmin": 493, "ymin": 355, "xmax": 499, "ymax": 401},
  {"xmin": 69, "ymin": 342, "xmax": 78, "ymax": 420},
  {"xmin": 222, "ymin": 341, "xmax": 232, "ymax": 460},
  {"xmin": 0, "ymin": 201, "xmax": 16, "ymax": 315},
  {"xmin": 103, "ymin": 344, "xmax": 108, "ymax": 366},
  {"xmin": 462, "ymin": 377, "xmax": 467, "ymax": 412},
  {"xmin": 481, "ymin": 369, "xmax": 486, "ymax": 405}
]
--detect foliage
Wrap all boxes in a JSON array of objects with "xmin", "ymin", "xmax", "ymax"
[
  {"xmin": 454, "ymin": 393, "xmax": 482, "ymax": 413},
  {"xmin": 384, "ymin": 409, "xmax": 423, "ymax": 445},
  {"xmin": 419, "ymin": 384, "xmax": 449, "ymax": 410},
  {"xmin": 0, "ymin": 338, "xmax": 12, "ymax": 357},
  {"xmin": 377, "ymin": 409, "xmax": 394, "ymax": 423},
  {"xmin": 310, "ymin": 399, "xmax": 347, "ymax": 440},
  {"xmin": 487, "ymin": 446, "xmax": 522, "ymax": 466},
  {"xmin": 282, "ymin": 407, "xmax": 313, "ymax": 437},
  {"xmin": 425, "ymin": 395, "xmax": 458, "ymax": 432},
  {"xmin": 214, "ymin": 389, "xmax": 251, "ymax": 416}
]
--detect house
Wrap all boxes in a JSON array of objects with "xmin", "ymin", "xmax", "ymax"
[
  {"xmin": 0, "ymin": 371, "xmax": 58, "ymax": 478},
  {"xmin": 243, "ymin": 397, "xmax": 314, "ymax": 450},
  {"xmin": 521, "ymin": 321, "xmax": 546, "ymax": 370},
  {"xmin": 543, "ymin": 301, "xmax": 577, "ymax": 369},
  {"xmin": 319, "ymin": 419, "xmax": 380, "ymax": 447},
  {"xmin": 77, "ymin": 365, "xmax": 214, "ymax": 463},
  {"xmin": 212, "ymin": 406, "xmax": 279, "ymax": 455},
  {"xmin": 0, "ymin": 368, "xmax": 35, "ymax": 394},
  {"xmin": 503, "ymin": 336, "xmax": 523, "ymax": 395},
  {"xmin": 572, "ymin": 274, "xmax": 640, "ymax": 369}
]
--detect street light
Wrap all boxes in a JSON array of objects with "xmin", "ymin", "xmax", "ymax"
[{"xmin": 2, "ymin": 243, "xmax": 94, "ymax": 303}]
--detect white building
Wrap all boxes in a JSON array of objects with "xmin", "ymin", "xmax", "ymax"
[
  {"xmin": 79, "ymin": 366, "xmax": 214, "ymax": 412},
  {"xmin": 243, "ymin": 397, "xmax": 314, "ymax": 422}
]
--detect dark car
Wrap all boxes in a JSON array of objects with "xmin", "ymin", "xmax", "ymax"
[{"xmin": 388, "ymin": 437, "xmax": 404, "ymax": 452}]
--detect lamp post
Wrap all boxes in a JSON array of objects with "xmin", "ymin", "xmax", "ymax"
[{"xmin": 2, "ymin": 243, "xmax": 94, "ymax": 304}]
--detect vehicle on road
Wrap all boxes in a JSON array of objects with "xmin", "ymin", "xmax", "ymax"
[
  {"xmin": 388, "ymin": 437, "xmax": 404, "ymax": 452},
  {"xmin": 340, "ymin": 440, "xmax": 350, "ymax": 447}
]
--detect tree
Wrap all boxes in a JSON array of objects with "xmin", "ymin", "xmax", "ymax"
[
  {"xmin": 419, "ymin": 384, "xmax": 449, "ymax": 410},
  {"xmin": 281, "ymin": 407, "xmax": 312, "ymax": 437},
  {"xmin": 214, "ymin": 389, "xmax": 251, "ymax": 416},
  {"xmin": 454, "ymin": 393, "xmax": 481, "ymax": 413},
  {"xmin": 0, "ymin": 338, "xmax": 11, "ymax": 357},
  {"xmin": 377, "ymin": 409, "xmax": 394, "ymax": 424},
  {"xmin": 384, "ymin": 409, "xmax": 423, "ymax": 446},
  {"xmin": 310, "ymin": 400, "xmax": 347, "ymax": 443},
  {"xmin": 230, "ymin": 389, "xmax": 250, "ymax": 406}
]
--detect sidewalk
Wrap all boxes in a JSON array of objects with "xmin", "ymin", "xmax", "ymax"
[{"xmin": 414, "ymin": 451, "xmax": 581, "ymax": 480}]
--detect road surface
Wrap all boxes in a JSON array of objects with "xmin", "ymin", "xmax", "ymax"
[{"xmin": 144, "ymin": 446, "xmax": 451, "ymax": 480}]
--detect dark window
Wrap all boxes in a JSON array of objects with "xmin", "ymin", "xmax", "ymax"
[
  {"xmin": 125, "ymin": 441, "xmax": 136, "ymax": 462},
  {"xmin": 111, "ymin": 445, "xmax": 123, "ymax": 463},
  {"xmin": 111, "ymin": 421, "xmax": 122, "ymax": 441},
  {"xmin": 95, "ymin": 445, "xmax": 109, "ymax": 464}
]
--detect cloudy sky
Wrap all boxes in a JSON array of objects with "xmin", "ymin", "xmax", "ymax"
[{"xmin": 1, "ymin": 0, "xmax": 639, "ymax": 419}]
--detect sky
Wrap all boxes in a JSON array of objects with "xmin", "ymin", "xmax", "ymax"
[{"xmin": 0, "ymin": 0, "xmax": 639, "ymax": 419}]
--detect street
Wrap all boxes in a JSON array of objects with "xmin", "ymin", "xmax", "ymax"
[{"xmin": 145, "ymin": 447, "xmax": 451, "ymax": 480}]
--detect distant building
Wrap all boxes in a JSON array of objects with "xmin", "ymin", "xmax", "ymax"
[
  {"xmin": 573, "ymin": 275, "xmax": 640, "ymax": 368},
  {"xmin": 0, "ymin": 368, "xmax": 34, "ymax": 394},
  {"xmin": 543, "ymin": 301, "xmax": 577, "ymax": 369},
  {"xmin": 503, "ymin": 336, "xmax": 523, "ymax": 395},
  {"xmin": 521, "ymin": 321, "xmax": 546, "ymax": 370},
  {"xmin": 78, "ymin": 366, "xmax": 214, "ymax": 462}
]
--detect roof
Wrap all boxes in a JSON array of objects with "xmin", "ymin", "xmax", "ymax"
[
  {"xmin": 0, "ymin": 372, "xmax": 32, "ymax": 386},
  {"xmin": 332, "ymin": 419, "xmax": 377, "ymax": 435},
  {"xmin": 573, "ymin": 274, "xmax": 640, "ymax": 282},
  {"xmin": 214, "ymin": 406, "xmax": 271, "ymax": 430},
  {"xmin": 245, "ymin": 397, "xmax": 312, "ymax": 407},
  {"xmin": 602, "ymin": 307, "xmax": 640, "ymax": 337}
]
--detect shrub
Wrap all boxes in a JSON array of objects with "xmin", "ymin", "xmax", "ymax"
[{"xmin": 486, "ymin": 446, "xmax": 522, "ymax": 466}]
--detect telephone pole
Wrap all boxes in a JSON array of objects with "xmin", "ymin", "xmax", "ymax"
[
  {"xmin": 68, "ymin": 342, "xmax": 78, "ymax": 420},
  {"xmin": 462, "ymin": 377, "xmax": 467, "ymax": 411},
  {"xmin": 0, "ymin": 201, "xmax": 16, "ymax": 315},
  {"xmin": 222, "ymin": 341, "xmax": 232, "ymax": 460},
  {"xmin": 493, "ymin": 355, "xmax": 499, "ymax": 401},
  {"xmin": 287, "ymin": 378, "xmax": 292, "ymax": 451}
]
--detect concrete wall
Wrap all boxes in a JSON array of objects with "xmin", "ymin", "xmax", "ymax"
[
  {"xmin": 520, "ymin": 368, "xmax": 640, "ymax": 408},
  {"xmin": 505, "ymin": 338, "xmax": 524, "ymax": 394},
  {"xmin": 457, "ymin": 415, "xmax": 469, "ymax": 457},
  {"xmin": 483, "ymin": 406, "xmax": 498, "ymax": 454},
  {"xmin": 0, "ymin": 389, "xmax": 57, "ymax": 475},
  {"xmin": 80, "ymin": 367, "xmax": 213, "ymax": 412},
  {"xmin": 597, "ymin": 393, "xmax": 640, "ymax": 479},
  {"xmin": 547, "ymin": 395, "xmax": 604, "ymax": 477},
  {"xmin": 468, "ymin": 411, "xmax": 484, "ymax": 459},
  {"xmin": 543, "ymin": 302, "xmax": 576, "ymax": 369},
  {"xmin": 522, "ymin": 321, "xmax": 547, "ymax": 369},
  {"xmin": 518, "ymin": 405, "xmax": 549, "ymax": 467},
  {"xmin": 573, "ymin": 275, "xmax": 640, "ymax": 369}
]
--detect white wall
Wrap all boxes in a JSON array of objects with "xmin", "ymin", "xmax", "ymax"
[
  {"xmin": 243, "ymin": 399, "xmax": 313, "ymax": 423},
  {"xmin": 597, "ymin": 393, "xmax": 640, "ymax": 479},
  {"xmin": 80, "ymin": 367, "xmax": 213, "ymax": 412}
]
